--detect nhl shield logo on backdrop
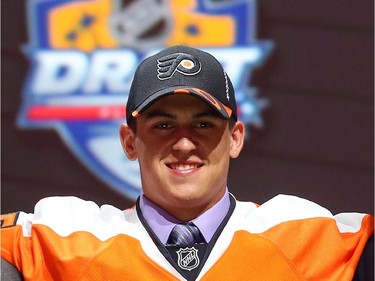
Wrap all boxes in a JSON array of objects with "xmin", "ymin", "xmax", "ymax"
[
  {"xmin": 177, "ymin": 247, "xmax": 200, "ymax": 271},
  {"xmin": 18, "ymin": 0, "xmax": 273, "ymax": 200}
]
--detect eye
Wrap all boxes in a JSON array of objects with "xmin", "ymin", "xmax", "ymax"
[
  {"xmin": 193, "ymin": 121, "xmax": 213, "ymax": 129},
  {"xmin": 155, "ymin": 122, "xmax": 173, "ymax": 129}
]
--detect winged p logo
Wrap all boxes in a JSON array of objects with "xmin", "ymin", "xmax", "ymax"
[{"xmin": 157, "ymin": 53, "xmax": 201, "ymax": 80}]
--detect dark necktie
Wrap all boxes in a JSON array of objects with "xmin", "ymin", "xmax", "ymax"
[{"xmin": 167, "ymin": 222, "xmax": 203, "ymax": 247}]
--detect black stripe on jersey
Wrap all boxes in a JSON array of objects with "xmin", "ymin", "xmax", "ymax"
[{"xmin": 0, "ymin": 212, "xmax": 20, "ymax": 229}]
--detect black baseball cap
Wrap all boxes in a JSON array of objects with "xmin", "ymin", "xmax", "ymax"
[{"xmin": 126, "ymin": 45, "xmax": 237, "ymax": 123}]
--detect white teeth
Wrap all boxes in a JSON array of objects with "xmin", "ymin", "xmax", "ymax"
[{"xmin": 170, "ymin": 164, "xmax": 198, "ymax": 170}]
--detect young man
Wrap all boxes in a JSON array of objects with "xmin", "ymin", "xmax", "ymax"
[{"xmin": 1, "ymin": 46, "xmax": 373, "ymax": 280}]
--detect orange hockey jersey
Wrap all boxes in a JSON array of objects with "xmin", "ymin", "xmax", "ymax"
[{"xmin": 1, "ymin": 194, "xmax": 373, "ymax": 280}]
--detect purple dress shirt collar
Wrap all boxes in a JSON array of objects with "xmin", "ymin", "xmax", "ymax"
[{"xmin": 139, "ymin": 189, "xmax": 231, "ymax": 244}]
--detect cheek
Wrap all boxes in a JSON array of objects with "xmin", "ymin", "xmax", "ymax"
[
  {"xmin": 211, "ymin": 136, "xmax": 231, "ymax": 158},
  {"xmin": 135, "ymin": 139, "xmax": 165, "ymax": 166}
]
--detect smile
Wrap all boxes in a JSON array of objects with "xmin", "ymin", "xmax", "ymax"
[{"xmin": 167, "ymin": 163, "xmax": 202, "ymax": 171}]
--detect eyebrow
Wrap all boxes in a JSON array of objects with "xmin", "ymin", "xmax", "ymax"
[{"xmin": 144, "ymin": 110, "xmax": 175, "ymax": 119}]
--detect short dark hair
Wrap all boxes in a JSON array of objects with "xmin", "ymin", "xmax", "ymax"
[{"xmin": 127, "ymin": 116, "xmax": 137, "ymax": 133}]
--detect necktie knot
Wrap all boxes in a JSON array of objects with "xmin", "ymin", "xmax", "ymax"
[{"xmin": 167, "ymin": 222, "xmax": 203, "ymax": 247}]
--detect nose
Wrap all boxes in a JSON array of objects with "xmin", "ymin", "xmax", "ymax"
[{"xmin": 172, "ymin": 137, "xmax": 197, "ymax": 154}]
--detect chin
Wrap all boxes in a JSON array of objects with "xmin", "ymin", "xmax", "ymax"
[{"xmin": 172, "ymin": 191, "xmax": 208, "ymax": 206}]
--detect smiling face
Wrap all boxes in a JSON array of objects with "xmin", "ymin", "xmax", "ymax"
[{"xmin": 120, "ymin": 94, "xmax": 245, "ymax": 220}]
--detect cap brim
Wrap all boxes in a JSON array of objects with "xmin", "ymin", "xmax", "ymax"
[{"xmin": 131, "ymin": 87, "xmax": 233, "ymax": 119}]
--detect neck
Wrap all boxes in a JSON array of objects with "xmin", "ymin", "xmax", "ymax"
[
  {"xmin": 149, "ymin": 191, "xmax": 226, "ymax": 222},
  {"xmin": 165, "ymin": 206, "xmax": 208, "ymax": 222}
]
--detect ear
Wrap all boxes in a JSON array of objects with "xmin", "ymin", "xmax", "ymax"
[
  {"xmin": 229, "ymin": 121, "xmax": 245, "ymax": 159},
  {"xmin": 119, "ymin": 123, "xmax": 138, "ymax": 160}
]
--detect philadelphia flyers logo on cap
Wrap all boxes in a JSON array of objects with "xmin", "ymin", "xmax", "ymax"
[{"xmin": 157, "ymin": 53, "xmax": 201, "ymax": 80}]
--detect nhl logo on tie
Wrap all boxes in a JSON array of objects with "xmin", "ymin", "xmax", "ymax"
[{"xmin": 176, "ymin": 247, "xmax": 200, "ymax": 271}]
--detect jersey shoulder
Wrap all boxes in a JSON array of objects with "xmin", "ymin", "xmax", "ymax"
[
  {"xmin": 1, "ymin": 196, "xmax": 138, "ymax": 240},
  {"xmin": 235, "ymin": 194, "xmax": 373, "ymax": 234}
]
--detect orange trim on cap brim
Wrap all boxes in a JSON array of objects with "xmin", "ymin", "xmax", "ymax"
[
  {"xmin": 131, "ymin": 111, "xmax": 139, "ymax": 117},
  {"xmin": 223, "ymin": 105, "xmax": 233, "ymax": 118},
  {"xmin": 174, "ymin": 88, "xmax": 233, "ymax": 118},
  {"xmin": 132, "ymin": 88, "xmax": 233, "ymax": 119},
  {"xmin": 173, "ymin": 89, "xmax": 190, "ymax": 94}
]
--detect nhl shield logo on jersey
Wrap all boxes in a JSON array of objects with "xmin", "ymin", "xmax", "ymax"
[{"xmin": 176, "ymin": 247, "xmax": 200, "ymax": 271}]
